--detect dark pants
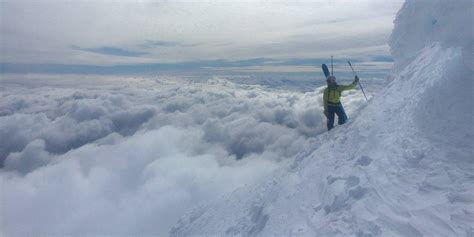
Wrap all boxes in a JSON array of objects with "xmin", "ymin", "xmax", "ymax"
[{"xmin": 327, "ymin": 104, "xmax": 348, "ymax": 131}]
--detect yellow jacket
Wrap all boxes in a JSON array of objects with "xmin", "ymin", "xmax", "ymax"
[{"xmin": 323, "ymin": 78, "xmax": 358, "ymax": 111}]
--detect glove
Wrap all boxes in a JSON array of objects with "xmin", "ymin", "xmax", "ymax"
[
  {"xmin": 324, "ymin": 110, "xmax": 328, "ymax": 118},
  {"xmin": 354, "ymin": 76, "xmax": 360, "ymax": 83}
]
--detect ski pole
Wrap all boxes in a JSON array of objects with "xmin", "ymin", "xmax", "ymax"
[
  {"xmin": 331, "ymin": 56, "xmax": 334, "ymax": 76},
  {"xmin": 347, "ymin": 61, "xmax": 368, "ymax": 101}
]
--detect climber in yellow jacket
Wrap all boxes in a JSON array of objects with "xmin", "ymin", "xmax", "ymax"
[{"xmin": 323, "ymin": 75, "xmax": 359, "ymax": 131}]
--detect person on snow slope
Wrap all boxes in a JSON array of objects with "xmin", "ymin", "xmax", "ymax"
[{"xmin": 323, "ymin": 75, "xmax": 359, "ymax": 131}]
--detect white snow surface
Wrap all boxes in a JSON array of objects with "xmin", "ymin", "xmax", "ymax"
[{"xmin": 171, "ymin": 1, "xmax": 474, "ymax": 236}]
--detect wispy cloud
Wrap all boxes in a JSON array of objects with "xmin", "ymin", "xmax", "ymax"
[
  {"xmin": 71, "ymin": 46, "xmax": 148, "ymax": 57},
  {"xmin": 370, "ymin": 55, "xmax": 394, "ymax": 62},
  {"xmin": 140, "ymin": 40, "xmax": 202, "ymax": 48}
]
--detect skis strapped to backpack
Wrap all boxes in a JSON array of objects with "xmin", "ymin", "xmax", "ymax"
[{"xmin": 322, "ymin": 64, "xmax": 330, "ymax": 79}]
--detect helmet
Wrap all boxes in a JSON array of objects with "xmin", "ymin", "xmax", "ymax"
[{"xmin": 327, "ymin": 76, "xmax": 336, "ymax": 83}]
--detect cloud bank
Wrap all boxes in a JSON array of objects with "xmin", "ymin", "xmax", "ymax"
[{"xmin": 0, "ymin": 75, "xmax": 375, "ymax": 235}]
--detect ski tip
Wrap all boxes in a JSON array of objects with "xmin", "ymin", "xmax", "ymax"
[{"xmin": 321, "ymin": 64, "xmax": 330, "ymax": 79}]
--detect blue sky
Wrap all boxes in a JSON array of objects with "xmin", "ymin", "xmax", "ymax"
[{"xmin": 0, "ymin": 0, "xmax": 403, "ymax": 77}]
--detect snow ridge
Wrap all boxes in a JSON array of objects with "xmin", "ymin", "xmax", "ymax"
[
  {"xmin": 171, "ymin": 0, "xmax": 474, "ymax": 236},
  {"xmin": 171, "ymin": 43, "xmax": 473, "ymax": 237}
]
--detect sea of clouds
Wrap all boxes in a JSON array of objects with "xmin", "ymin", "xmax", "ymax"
[{"xmin": 0, "ymin": 74, "xmax": 374, "ymax": 235}]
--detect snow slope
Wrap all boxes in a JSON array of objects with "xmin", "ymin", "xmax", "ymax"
[{"xmin": 171, "ymin": 1, "xmax": 474, "ymax": 236}]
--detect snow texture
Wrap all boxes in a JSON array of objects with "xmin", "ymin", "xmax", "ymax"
[{"xmin": 171, "ymin": 0, "xmax": 474, "ymax": 236}]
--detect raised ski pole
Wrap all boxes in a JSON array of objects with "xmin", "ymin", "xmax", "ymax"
[
  {"xmin": 331, "ymin": 56, "xmax": 334, "ymax": 76},
  {"xmin": 348, "ymin": 61, "xmax": 368, "ymax": 102}
]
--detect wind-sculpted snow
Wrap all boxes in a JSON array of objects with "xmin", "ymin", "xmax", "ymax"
[
  {"xmin": 171, "ymin": 0, "xmax": 474, "ymax": 236},
  {"xmin": 0, "ymin": 75, "xmax": 369, "ymax": 235},
  {"xmin": 390, "ymin": 0, "xmax": 473, "ymax": 64},
  {"xmin": 171, "ymin": 45, "xmax": 474, "ymax": 237}
]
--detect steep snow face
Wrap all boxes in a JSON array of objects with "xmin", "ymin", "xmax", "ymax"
[
  {"xmin": 171, "ymin": 1, "xmax": 473, "ymax": 236},
  {"xmin": 390, "ymin": 0, "xmax": 473, "ymax": 61},
  {"xmin": 389, "ymin": 0, "xmax": 473, "ymax": 152}
]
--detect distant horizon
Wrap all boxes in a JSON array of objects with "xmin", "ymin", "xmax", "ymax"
[{"xmin": 0, "ymin": 56, "xmax": 393, "ymax": 79}]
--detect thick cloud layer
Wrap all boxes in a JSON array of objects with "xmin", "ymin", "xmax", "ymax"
[{"xmin": 0, "ymin": 75, "xmax": 374, "ymax": 235}]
